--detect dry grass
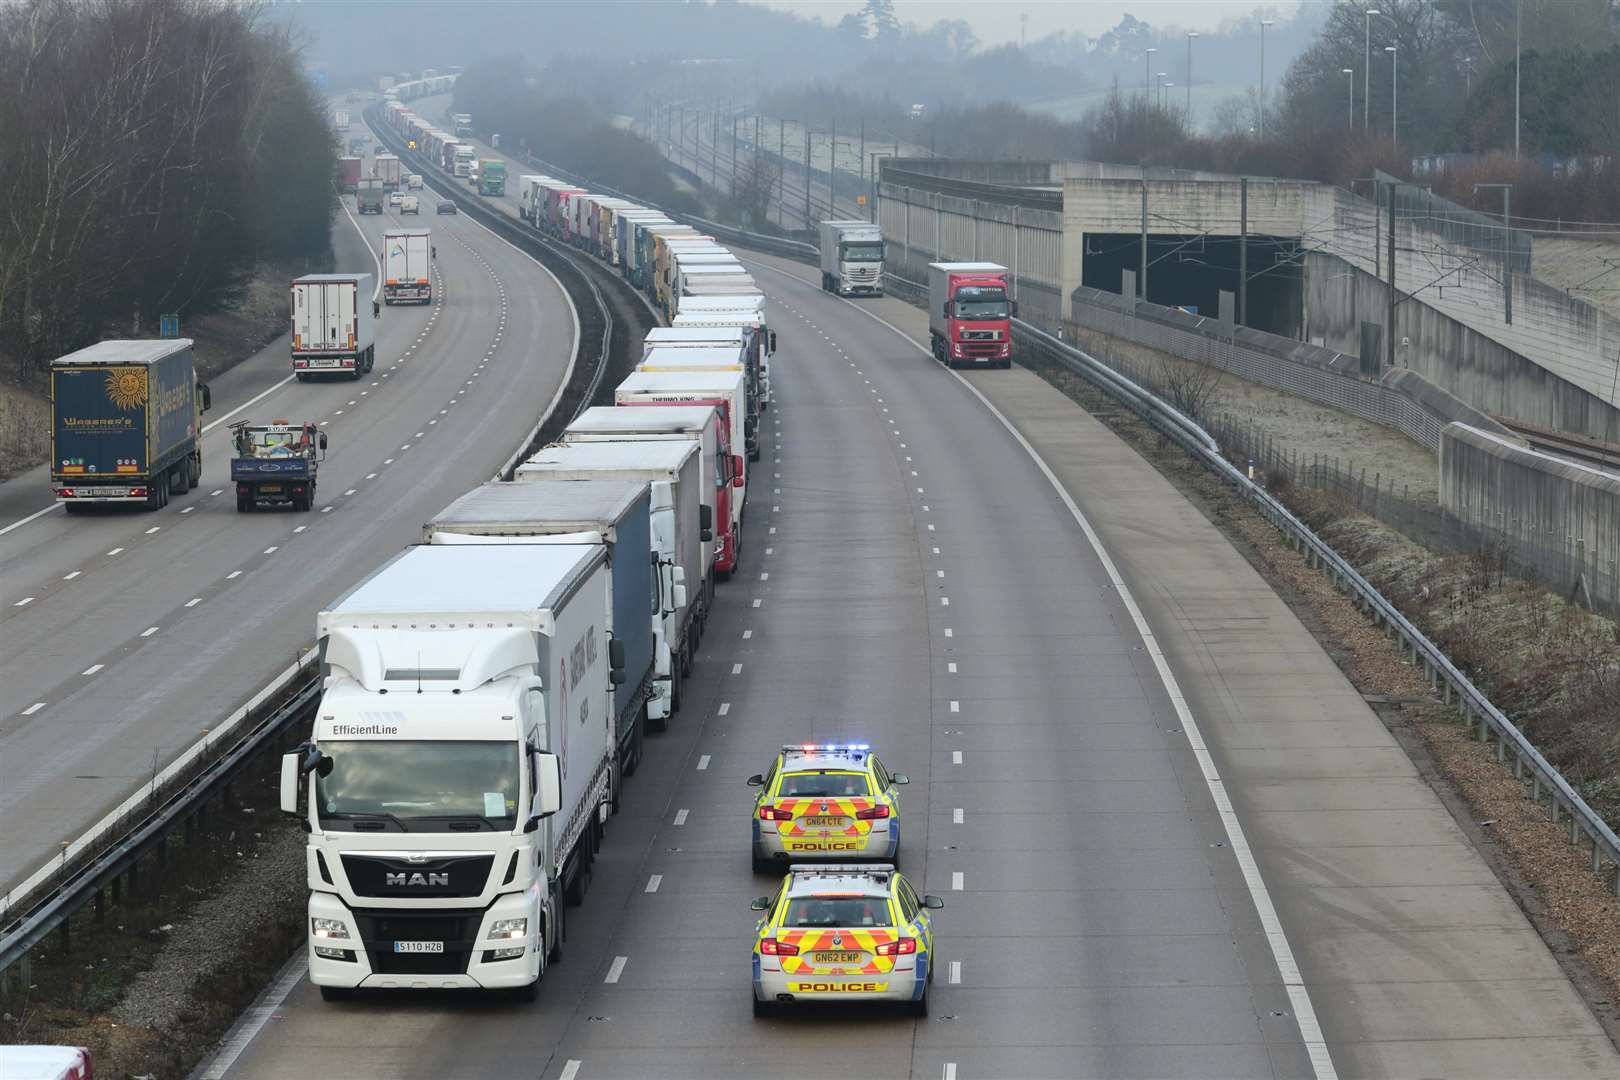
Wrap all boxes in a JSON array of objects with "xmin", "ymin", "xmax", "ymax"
[{"xmin": 0, "ymin": 379, "xmax": 51, "ymax": 481}]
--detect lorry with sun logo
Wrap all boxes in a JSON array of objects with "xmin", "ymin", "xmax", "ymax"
[{"xmin": 50, "ymin": 338, "xmax": 212, "ymax": 512}]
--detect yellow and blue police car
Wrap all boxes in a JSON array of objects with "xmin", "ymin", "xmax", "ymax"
[{"xmin": 747, "ymin": 743, "xmax": 908, "ymax": 875}]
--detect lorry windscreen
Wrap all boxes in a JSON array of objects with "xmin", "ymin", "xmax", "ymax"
[
  {"xmin": 954, "ymin": 286, "xmax": 1008, "ymax": 319},
  {"xmin": 316, "ymin": 740, "xmax": 519, "ymax": 829},
  {"xmin": 841, "ymin": 243, "xmax": 884, "ymax": 262}
]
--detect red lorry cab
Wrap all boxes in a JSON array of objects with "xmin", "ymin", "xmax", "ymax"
[
  {"xmin": 927, "ymin": 262, "xmax": 1017, "ymax": 369},
  {"xmin": 619, "ymin": 398, "xmax": 741, "ymax": 574}
]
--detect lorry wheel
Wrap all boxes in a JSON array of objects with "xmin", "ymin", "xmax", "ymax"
[
  {"xmin": 64, "ymin": 503, "xmax": 87, "ymax": 515},
  {"xmin": 237, "ymin": 494, "xmax": 251, "ymax": 513},
  {"xmin": 669, "ymin": 666, "xmax": 683, "ymax": 715},
  {"xmin": 511, "ymin": 979, "xmax": 538, "ymax": 1004},
  {"xmin": 648, "ymin": 697, "xmax": 669, "ymax": 734},
  {"xmin": 188, "ymin": 456, "xmax": 201, "ymax": 487},
  {"xmin": 295, "ymin": 373, "xmax": 309, "ymax": 382},
  {"xmin": 549, "ymin": 908, "xmax": 565, "ymax": 963}
]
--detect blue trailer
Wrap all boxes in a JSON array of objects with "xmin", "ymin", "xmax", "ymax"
[
  {"xmin": 51, "ymin": 339, "xmax": 211, "ymax": 511},
  {"xmin": 423, "ymin": 479, "xmax": 661, "ymax": 781}
]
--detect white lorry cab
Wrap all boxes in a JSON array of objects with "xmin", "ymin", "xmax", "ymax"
[{"xmin": 283, "ymin": 543, "xmax": 620, "ymax": 999}]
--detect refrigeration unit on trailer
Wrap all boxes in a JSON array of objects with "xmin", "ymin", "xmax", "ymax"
[
  {"xmin": 383, "ymin": 229, "xmax": 432, "ymax": 305},
  {"xmin": 425, "ymin": 479, "xmax": 662, "ymax": 740},
  {"xmin": 283, "ymin": 544, "xmax": 620, "ymax": 999},
  {"xmin": 515, "ymin": 442, "xmax": 710, "ymax": 724},
  {"xmin": 290, "ymin": 273, "xmax": 376, "ymax": 379},
  {"xmin": 669, "ymin": 297, "xmax": 777, "ymax": 411},
  {"xmin": 613, "ymin": 369, "xmax": 752, "ymax": 516},
  {"xmin": 562, "ymin": 404, "xmax": 741, "ymax": 579}
]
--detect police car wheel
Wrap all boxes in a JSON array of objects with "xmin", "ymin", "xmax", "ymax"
[
  {"xmin": 750, "ymin": 849, "xmax": 772, "ymax": 875},
  {"xmin": 907, "ymin": 991, "xmax": 928, "ymax": 1017},
  {"xmin": 752, "ymin": 994, "xmax": 774, "ymax": 1018}
]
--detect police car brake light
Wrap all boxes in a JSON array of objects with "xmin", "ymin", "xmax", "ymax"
[
  {"xmin": 855, "ymin": 805, "xmax": 890, "ymax": 820},
  {"xmin": 875, "ymin": 938, "xmax": 916, "ymax": 956},
  {"xmin": 759, "ymin": 806, "xmax": 792, "ymax": 821},
  {"xmin": 759, "ymin": 938, "xmax": 798, "ymax": 956}
]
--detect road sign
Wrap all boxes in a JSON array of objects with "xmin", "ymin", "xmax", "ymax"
[
  {"xmin": 160, "ymin": 313, "xmax": 180, "ymax": 338},
  {"xmin": 856, "ymin": 195, "xmax": 867, "ymax": 206}
]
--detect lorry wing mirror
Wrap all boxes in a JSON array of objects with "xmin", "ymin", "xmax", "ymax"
[
  {"xmin": 732, "ymin": 456, "xmax": 745, "ymax": 487},
  {"xmin": 319, "ymin": 432, "xmax": 329, "ymax": 451},
  {"xmin": 374, "ymin": 301, "xmax": 381, "ymax": 318},
  {"xmin": 279, "ymin": 752, "xmax": 301, "ymax": 815},
  {"xmin": 199, "ymin": 384, "xmax": 213, "ymax": 413},
  {"xmin": 699, "ymin": 503, "xmax": 713, "ymax": 531},
  {"xmin": 672, "ymin": 565, "xmax": 688, "ymax": 609},
  {"xmin": 608, "ymin": 637, "xmax": 626, "ymax": 684},
  {"xmin": 299, "ymin": 741, "xmax": 333, "ymax": 777},
  {"xmin": 942, "ymin": 302, "xmax": 952, "ymax": 318},
  {"xmin": 1011, "ymin": 300, "xmax": 1019, "ymax": 317},
  {"xmin": 768, "ymin": 330, "xmax": 777, "ymax": 354},
  {"xmin": 525, "ymin": 751, "xmax": 562, "ymax": 830}
]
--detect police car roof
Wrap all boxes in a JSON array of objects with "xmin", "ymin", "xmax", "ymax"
[{"xmin": 786, "ymin": 864, "xmax": 894, "ymax": 896}]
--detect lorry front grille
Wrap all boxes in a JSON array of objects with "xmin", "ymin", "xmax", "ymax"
[
  {"xmin": 962, "ymin": 342, "xmax": 1003, "ymax": 357},
  {"xmin": 341, "ymin": 854, "xmax": 494, "ymax": 899},
  {"xmin": 352, "ymin": 909, "xmax": 480, "ymax": 976},
  {"xmin": 962, "ymin": 330, "xmax": 1001, "ymax": 341}
]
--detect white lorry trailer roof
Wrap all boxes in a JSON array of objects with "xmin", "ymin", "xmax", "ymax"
[
  {"xmin": 517, "ymin": 440, "xmax": 697, "ymax": 482},
  {"xmin": 675, "ymin": 294, "xmax": 766, "ymax": 312},
  {"xmin": 53, "ymin": 338, "xmax": 195, "ymax": 367},
  {"xmin": 319, "ymin": 544, "xmax": 604, "ymax": 634},
  {"xmin": 640, "ymin": 346, "xmax": 745, "ymax": 368},
  {"xmin": 928, "ymin": 261, "xmax": 1008, "ymax": 273},
  {"xmin": 566, "ymin": 405, "xmax": 718, "ymax": 435},
  {"xmin": 645, "ymin": 327, "xmax": 747, "ymax": 348},
  {"xmin": 615, "ymin": 370, "xmax": 744, "ymax": 396},
  {"xmin": 427, "ymin": 479, "xmax": 647, "ymax": 536}
]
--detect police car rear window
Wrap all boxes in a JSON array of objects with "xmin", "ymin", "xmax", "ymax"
[
  {"xmin": 783, "ymin": 897, "xmax": 889, "ymax": 928},
  {"xmin": 778, "ymin": 772, "xmax": 871, "ymax": 797}
]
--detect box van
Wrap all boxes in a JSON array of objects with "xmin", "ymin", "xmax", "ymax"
[
  {"xmin": 406, "ymin": 173, "xmax": 423, "ymax": 190},
  {"xmin": 399, "ymin": 195, "xmax": 419, "ymax": 215}
]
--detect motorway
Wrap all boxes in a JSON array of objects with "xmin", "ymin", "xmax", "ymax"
[
  {"xmin": 202, "ymin": 107, "xmax": 1617, "ymax": 1078},
  {"xmin": 0, "ymin": 130, "xmax": 578, "ymax": 900}
]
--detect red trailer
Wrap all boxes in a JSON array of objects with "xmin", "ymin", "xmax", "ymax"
[{"xmin": 337, "ymin": 157, "xmax": 362, "ymax": 194}]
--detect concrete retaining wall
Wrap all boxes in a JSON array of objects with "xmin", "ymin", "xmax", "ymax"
[{"xmin": 1441, "ymin": 423, "xmax": 1620, "ymax": 605}]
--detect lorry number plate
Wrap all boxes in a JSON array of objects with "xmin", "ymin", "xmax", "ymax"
[{"xmin": 393, "ymin": 941, "xmax": 444, "ymax": 953}]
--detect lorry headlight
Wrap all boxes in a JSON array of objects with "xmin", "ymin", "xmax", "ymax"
[
  {"xmin": 951, "ymin": 343, "xmax": 963, "ymax": 356},
  {"xmin": 311, "ymin": 917, "xmax": 350, "ymax": 939},
  {"xmin": 488, "ymin": 946, "xmax": 526, "ymax": 961},
  {"xmin": 313, "ymin": 946, "xmax": 353, "ymax": 960},
  {"xmin": 489, "ymin": 917, "xmax": 527, "ymax": 940}
]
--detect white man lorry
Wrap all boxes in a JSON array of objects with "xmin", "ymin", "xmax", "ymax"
[
  {"xmin": 282, "ymin": 543, "xmax": 620, "ymax": 999},
  {"xmin": 818, "ymin": 219, "xmax": 885, "ymax": 296}
]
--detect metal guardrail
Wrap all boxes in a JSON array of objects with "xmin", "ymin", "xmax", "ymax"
[{"xmin": 704, "ymin": 219, "xmax": 1620, "ymax": 894}]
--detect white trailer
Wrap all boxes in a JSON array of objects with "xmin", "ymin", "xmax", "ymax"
[
  {"xmin": 614, "ymin": 368, "xmax": 752, "ymax": 509},
  {"xmin": 373, "ymin": 153, "xmax": 403, "ymax": 190},
  {"xmin": 290, "ymin": 273, "xmax": 376, "ymax": 379},
  {"xmin": 283, "ymin": 544, "xmax": 619, "ymax": 998},
  {"xmin": 382, "ymin": 229, "xmax": 432, "ymax": 305},
  {"xmin": 636, "ymin": 345, "xmax": 759, "ymax": 461},
  {"xmin": 518, "ymin": 175, "xmax": 548, "ymax": 222},
  {"xmin": 671, "ymin": 265, "xmax": 756, "ymax": 317},
  {"xmin": 670, "ymin": 298, "xmax": 776, "ymax": 411},
  {"xmin": 818, "ymin": 219, "xmax": 885, "ymax": 296},
  {"xmin": 516, "ymin": 442, "xmax": 709, "ymax": 701}
]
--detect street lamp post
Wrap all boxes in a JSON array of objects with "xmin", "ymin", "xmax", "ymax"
[
  {"xmin": 1514, "ymin": 0, "xmax": 1522, "ymax": 158},
  {"xmin": 1260, "ymin": 19, "xmax": 1274, "ymax": 138},
  {"xmin": 1156, "ymin": 72, "xmax": 1167, "ymax": 108},
  {"xmin": 1385, "ymin": 45, "xmax": 1398, "ymax": 145},
  {"xmin": 1342, "ymin": 68, "xmax": 1355, "ymax": 129},
  {"xmin": 1464, "ymin": 56, "xmax": 1473, "ymax": 97},
  {"xmin": 1186, "ymin": 32, "xmax": 1199, "ymax": 117},
  {"xmin": 1145, "ymin": 47, "xmax": 1157, "ymax": 97},
  {"xmin": 1364, "ymin": 8, "xmax": 1381, "ymax": 131}
]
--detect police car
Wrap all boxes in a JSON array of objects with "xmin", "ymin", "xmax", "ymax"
[
  {"xmin": 751, "ymin": 863, "xmax": 943, "ymax": 1017},
  {"xmin": 747, "ymin": 744, "xmax": 908, "ymax": 874}
]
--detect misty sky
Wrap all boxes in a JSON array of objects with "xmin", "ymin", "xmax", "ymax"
[{"xmin": 758, "ymin": 1, "xmax": 1303, "ymax": 46}]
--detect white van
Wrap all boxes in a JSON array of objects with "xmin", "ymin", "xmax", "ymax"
[
  {"xmin": 406, "ymin": 173, "xmax": 423, "ymax": 190},
  {"xmin": 399, "ymin": 195, "xmax": 420, "ymax": 215}
]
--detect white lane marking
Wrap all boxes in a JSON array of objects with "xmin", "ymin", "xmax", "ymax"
[
  {"xmin": 940, "ymin": 597, "xmax": 949, "ymax": 606},
  {"xmin": 210, "ymin": 489, "xmax": 223, "ymax": 496},
  {"xmin": 334, "ymin": 410, "xmax": 343, "ymax": 416},
  {"xmin": 645, "ymin": 875, "xmax": 662, "ymax": 894},
  {"xmin": 768, "ymin": 526, "xmax": 776, "ymax": 535},
  {"xmin": 797, "ymin": 267, "xmax": 1342, "ymax": 1080},
  {"xmin": 752, "ymin": 598, "xmax": 762, "ymax": 608},
  {"xmin": 952, "ymin": 808, "xmax": 963, "ymax": 824},
  {"xmin": 63, "ymin": 571, "xmax": 80, "ymax": 581},
  {"xmin": 601, "ymin": 954, "xmax": 627, "ymax": 984},
  {"xmin": 180, "ymin": 506, "xmax": 195, "ymax": 514},
  {"xmin": 948, "ymin": 662, "xmax": 958, "ymax": 673},
  {"xmin": 932, "ymin": 547, "xmax": 939, "ymax": 554},
  {"xmin": 927, "ymin": 524, "xmax": 936, "ymax": 531},
  {"xmin": 943, "ymin": 628, "xmax": 953, "ymax": 638},
  {"xmin": 742, "ymin": 629, "xmax": 753, "ymax": 640},
  {"xmin": 14, "ymin": 597, "xmax": 34, "ymax": 607},
  {"xmin": 937, "ymin": 570, "xmax": 945, "ymax": 578},
  {"xmin": 22, "ymin": 702, "xmax": 46, "ymax": 715},
  {"xmin": 760, "ymin": 572, "xmax": 769, "ymax": 581},
  {"xmin": 560, "ymin": 1062, "xmax": 582, "ymax": 1080},
  {"xmin": 674, "ymin": 809, "xmax": 689, "ymax": 826},
  {"xmin": 384, "ymin": 458, "xmax": 394, "ymax": 465},
  {"xmin": 765, "ymin": 547, "xmax": 773, "ymax": 555},
  {"xmin": 771, "ymin": 505, "xmax": 780, "ymax": 512},
  {"xmin": 144, "ymin": 526, "xmax": 160, "ymax": 535},
  {"xmin": 922, "ymin": 504, "xmax": 930, "ymax": 512},
  {"xmin": 949, "ymin": 701, "xmax": 960, "ymax": 713},
  {"xmin": 293, "ymin": 526, "xmax": 307, "ymax": 534},
  {"xmin": 951, "ymin": 750, "xmax": 963, "ymax": 765},
  {"xmin": 951, "ymin": 871, "xmax": 964, "ymax": 891},
  {"xmin": 141, "ymin": 626, "xmax": 159, "ymax": 637},
  {"xmin": 718, "ymin": 703, "xmax": 731, "ymax": 716},
  {"xmin": 263, "ymin": 546, "xmax": 278, "ymax": 555},
  {"xmin": 344, "ymin": 489, "xmax": 356, "ymax": 496},
  {"xmin": 227, "ymin": 570, "xmax": 242, "ymax": 579},
  {"xmin": 943, "ymin": 1065, "xmax": 957, "ymax": 1080},
  {"xmin": 949, "ymin": 960, "xmax": 962, "ymax": 984},
  {"xmin": 320, "ymin": 506, "xmax": 333, "ymax": 513},
  {"xmin": 697, "ymin": 755, "xmax": 711, "ymax": 771},
  {"xmin": 0, "ymin": 503, "xmax": 60, "ymax": 537},
  {"xmin": 106, "ymin": 548, "xmax": 123, "ymax": 556},
  {"xmin": 185, "ymin": 598, "xmax": 202, "ymax": 608},
  {"xmin": 731, "ymin": 663, "xmax": 743, "ymax": 675},
  {"xmin": 82, "ymin": 664, "xmax": 104, "ymax": 676},
  {"xmin": 365, "ymin": 472, "xmax": 377, "ymax": 480},
  {"xmin": 197, "ymin": 954, "xmax": 308, "ymax": 1080}
]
